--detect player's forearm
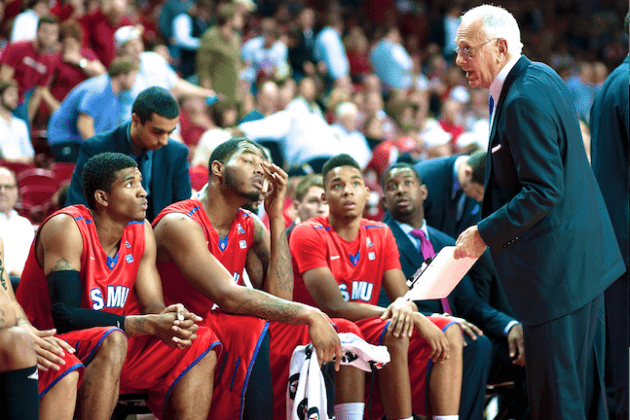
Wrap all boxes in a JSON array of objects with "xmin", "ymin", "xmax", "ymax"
[
  {"xmin": 123, "ymin": 314, "xmax": 162, "ymax": 337},
  {"xmin": 224, "ymin": 287, "xmax": 318, "ymax": 325},
  {"xmin": 324, "ymin": 301, "xmax": 386, "ymax": 322},
  {"xmin": 264, "ymin": 215, "xmax": 293, "ymax": 300},
  {"xmin": 0, "ymin": 299, "xmax": 18, "ymax": 329}
]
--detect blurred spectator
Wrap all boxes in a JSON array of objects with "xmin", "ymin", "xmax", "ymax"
[
  {"xmin": 330, "ymin": 101, "xmax": 371, "ymax": 168},
  {"xmin": 344, "ymin": 25, "xmax": 371, "ymax": 83},
  {"xmin": 240, "ymin": 79, "xmax": 279, "ymax": 122},
  {"xmin": 196, "ymin": 3, "xmax": 243, "ymax": 102},
  {"xmin": 410, "ymin": 54, "xmax": 429, "ymax": 92},
  {"xmin": 370, "ymin": 26, "xmax": 413, "ymax": 92},
  {"xmin": 428, "ymin": 3, "xmax": 463, "ymax": 61},
  {"xmin": 158, "ymin": 0, "xmax": 194, "ymax": 47},
  {"xmin": 81, "ymin": 0, "xmax": 134, "ymax": 67},
  {"xmin": 0, "ymin": 80, "xmax": 34, "ymax": 164},
  {"xmin": 593, "ymin": 61, "xmax": 609, "ymax": 86},
  {"xmin": 114, "ymin": 25, "xmax": 217, "ymax": 123},
  {"xmin": 241, "ymin": 17, "xmax": 290, "ymax": 87},
  {"xmin": 171, "ymin": 0, "xmax": 213, "ymax": 79},
  {"xmin": 363, "ymin": 113, "xmax": 385, "ymax": 151},
  {"xmin": 313, "ymin": 12, "xmax": 349, "ymax": 86},
  {"xmin": 276, "ymin": 76, "xmax": 296, "ymax": 110},
  {"xmin": 29, "ymin": 19, "xmax": 105, "ymax": 128},
  {"xmin": 414, "ymin": 91, "xmax": 451, "ymax": 158},
  {"xmin": 0, "ymin": 166, "xmax": 34, "ymax": 279},
  {"xmin": 179, "ymin": 95, "xmax": 213, "ymax": 157},
  {"xmin": 362, "ymin": 73, "xmax": 382, "ymax": 95},
  {"xmin": 286, "ymin": 75, "xmax": 322, "ymax": 116},
  {"xmin": 564, "ymin": 61, "xmax": 597, "ymax": 123},
  {"xmin": 10, "ymin": 0, "xmax": 49, "ymax": 42},
  {"xmin": 286, "ymin": 7, "xmax": 316, "ymax": 82},
  {"xmin": 364, "ymin": 90, "xmax": 396, "ymax": 140},
  {"xmin": 191, "ymin": 99, "xmax": 238, "ymax": 168},
  {"xmin": 286, "ymin": 172, "xmax": 328, "ymax": 235},
  {"xmin": 439, "ymin": 96, "xmax": 465, "ymax": 150},
  {"xmin": 46, "ymin": 57, "xmax": 138, "ymax": 162},
  {"xmin": 0, "ymin": 15, "xmax": 60, "ymax": 127}
]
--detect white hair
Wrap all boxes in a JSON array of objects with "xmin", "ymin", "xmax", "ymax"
[{"xmin": 461, "ymin": 4, "xmax": 523, "ymax": 56}]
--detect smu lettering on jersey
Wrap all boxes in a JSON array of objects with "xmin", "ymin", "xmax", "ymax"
[
  {"xmin": 153, "ymin": 199, "xmax": 256, "ymax": 315},
  {"xmin": 16, "ymin": 205, "xmax": 145, "ymax": 330},
  {"xmin": 290, "ymin": 216, "xmax": 402, "ymax": 307}
]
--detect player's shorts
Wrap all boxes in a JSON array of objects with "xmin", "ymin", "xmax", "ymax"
[
  {"xmin": 356, "ymin": 315, "xmax": 460, "ymax": 419},
  {"xmin": 268, "ymin": 318, "xmax": 361, "ymax": 420},
  {"xmin": 201, "ymin": 309, "xmax": 269, "ymax": 420},
  {"xmin": 38, "ymin": 346, "xmax": 84, "ymax": 398},
  {"xmin": 61, "ymin": 325, "xmax": 221, "ymax": 419}
]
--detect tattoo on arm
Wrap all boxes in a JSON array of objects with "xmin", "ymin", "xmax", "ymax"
[
  {"xmin": 0, "ymin": 308, "xmax": 6, "ymax": 328},
  {"xmin": 233, "ymin": 289, "xmax": 300, "ymax": 323},
  {"xmin": 53, "ymin": 258, "xmax": 73, "ymax": 271},
  {"xmin": 275, "ymin": 229, "xmax": 293, "ymax": 293},
  {"xmin": 0, "ymin": 251, "xmax": 7, "ymax": 291},
  {"xmin": 126, "ymin": 316, "xmax": 149, "ymax": 335}
]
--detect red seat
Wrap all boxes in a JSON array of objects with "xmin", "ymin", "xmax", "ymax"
[
  {"xmin": 0, "ymin": 160, "xmax": 36, "ymax": 178},
  {"xmin": 17, "ymin": 168, "xmax": 59, "ymax": 190},
  {"xmin": 50, "ymin": 162, "xmax": 76, "ymax": 185},
  {"xmin": 19, "ymin": 184, "xmax": 58, "ymax": 224}
]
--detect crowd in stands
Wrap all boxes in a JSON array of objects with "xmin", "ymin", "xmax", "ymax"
[{"xmin": 0, "ymin": 0, "xmax": 626, "ymax": 419}]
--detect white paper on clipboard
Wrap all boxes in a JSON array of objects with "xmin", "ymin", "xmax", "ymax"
[{"xmin": 403, "ymin": 246, "xmax": 479, "ymax": 301}]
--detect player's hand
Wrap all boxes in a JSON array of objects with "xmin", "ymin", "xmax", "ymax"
[
  {"xmin": 412, "ymin": 313, "xmax": 450, "ymax": 362},
  {"xmin": 20, "ymin": 325, "xmax": 75, "ymax": 371},
  {"xmin": 381, "ymin": 298, "xmax": 415, "ymax": 338},
  {"xmin": 261, "ymin": 162, "xmax": 288, "ymax": 220},
  {"xmin": 151, "ymin": 313, "xmax": 199, "ymax": 350},
  {"xmin": 161, "ymin": 303, "xmax": 203, "ymax": 324},
  {"xmin": 454, "ymin": 225, "xmax": 487, "ymax": 260},
  {"xmin": 445, "ymin": 315, "xmax": 483, "ymax": 342},
  {"xmin": 307, "ymin": 310, "xmax": 342, "ymax": 371},
  {"xmin": 507, "ymin": 323, "xmax": 525, "ymax": 367}
]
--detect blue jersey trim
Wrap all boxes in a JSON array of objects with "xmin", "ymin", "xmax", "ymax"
[
  {"xmin": 127, "ymin": 221, "xmax": 144, "ymax": 225},
  {"xmin": 85, "ymin": 327, "xmax": 126, "ymax": 366},
  {"xmin": 40, "ymin": 363, "xmax": 84, "ymax": 398},
  {"xmin": 230, "ymin": 357, "xmax": 241, "ymax": 391},
  {"xmin": 162, "ymin": 341, "xmax": 221, "ymax": 417},
  {"xmin": 187, "ymin": 205, "xmax": 201, "ymax": 216}
]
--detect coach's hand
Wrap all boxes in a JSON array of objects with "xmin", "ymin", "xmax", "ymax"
[{"xmin": 307, "ymin": 309, "xmax": 342, "ymax": 371}]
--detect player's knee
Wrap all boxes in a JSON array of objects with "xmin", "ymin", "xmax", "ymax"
[
  {"xmin": 381, "ymin": 331, "xmax": 410, "ymax": 359},
  {"xmin": 444, "ymin": 323, "xmax": 464, "ymax": 355},
  {"xmin": 93, "ymin": 329, "xmax": 128, "ymax": 367},
  {"xmin": 0, "ymin": 326, "xmax": 36, "ymax": 369}
]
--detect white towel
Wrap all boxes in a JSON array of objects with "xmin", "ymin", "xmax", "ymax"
[{"xmin": 286, "ymin": 333, "xmax": 391, "ymax": 420}]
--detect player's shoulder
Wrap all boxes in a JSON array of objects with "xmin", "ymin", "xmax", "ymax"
[
  {"xmin": 360, "ymin": 218, "xmax": 389, "ymax": 231},
  {"xmin": 292, "ymin": 216, "xmax": 329, "ymax": 237}
]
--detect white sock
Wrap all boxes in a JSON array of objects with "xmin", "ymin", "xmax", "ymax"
[
  {"xmin": 334, "ymin": 402, "xmax": 365, "ymax": 420},
  {"xmin": 433, "ymin": 416, "xmax": 459, "ymax": 420}
]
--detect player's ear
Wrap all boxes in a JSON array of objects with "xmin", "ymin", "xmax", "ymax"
[
  {"xmin": 94, "ymin": 190, "xmax": 108, "ymax": 208},
  {"xmin": 321, "ymin": 190, "xmax": 328, "ymax": 205},
  {"xmin": 419, "ymin": 183, "xmax": 428, "ymax": 200},
  {"xmin": 211, "ymin": 160, "xmax": 224, "ymax": 179}
]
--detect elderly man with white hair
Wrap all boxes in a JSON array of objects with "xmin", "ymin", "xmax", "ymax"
[
  {"xmin": 453, "ymin": 5, "xmax": 623, "ymax": 420},
  {"xmin": 330, "ymin": 101, "xmax": 371, "ymax": 168}
]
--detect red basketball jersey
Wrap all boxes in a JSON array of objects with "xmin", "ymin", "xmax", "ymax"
[
  {"xmin": 290, "ymin": 216, "xmax": 401, "ymax": 307},
  {"xmin": 154, "ymin": 199, "xmax": 256, "ymax": 314},
  {"xmin": 17, "ymin": 205, "xmax": 145, "ymax": 330}
]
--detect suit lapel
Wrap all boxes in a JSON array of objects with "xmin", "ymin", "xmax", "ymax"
[
  {"xmin": 384, "ymin": 216, "xmax": 424, "ymax": 274},
  {"xmin": 483, "ymin": 56, "xmax": 531, "ymax": 193}
]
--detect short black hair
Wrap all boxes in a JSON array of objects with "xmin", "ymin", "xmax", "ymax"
[
  {"xmin": 466, "ymin": 150, "xmax": 487, "ymax": 185},
  {"xmin": 82, "ymin": 152, "xmax": 138, "ymax": 209},
  {"xmin": 132, "ymin": 86, "xmax": 179, "ymax": 124},
  {"xmin": 321, "ymin": 154, "xmax": 361, "ymax": 184},
  {"xmin": 381, "ymin": 162, "xmax": 422, "ymax": 188},
  {"xmin": 207, "ymin": 137, "xmax": 264, "ymax": 177},
  {"xmin": 37, "ymin": 15, "xmax": 59, "ymax": 30}
]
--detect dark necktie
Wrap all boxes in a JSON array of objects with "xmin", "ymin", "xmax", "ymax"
[
  {"xmin": 410, "ymin": 228, "xmax": 453, "ymax": 315},
  {"xmin": 488, "ymin": 94, "xmax": 495, "ymax": 130}
]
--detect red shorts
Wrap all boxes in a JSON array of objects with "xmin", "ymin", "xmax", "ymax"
[
  {"xmin": 268, "ymin": 318, "xmax": 361, "ymax": 420},
  {"xmin": 201, "ymin": 310, "xmax": 269, "ymax": 420},
  {"xmin": 61, "ymin": 326, "xmax": 221, "ymax": 419},
  {"xmin": 356, "ymin": 315, "xmax": 459, "ymax": 419},
  {"xmin": 38, "ymin": 347, "xmax": 84, "ymax": 398}
]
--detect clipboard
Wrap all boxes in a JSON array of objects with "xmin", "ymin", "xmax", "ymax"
[{"xmin": 404, "ymin": 246, "xmax": 479, "ymax": 301}]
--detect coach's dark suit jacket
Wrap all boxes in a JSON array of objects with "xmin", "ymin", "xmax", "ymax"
[
  {"xmin": 383, "ymin": 214, "xmax": 515, "ymax": 338},
  {"xmin": 478, "ymin": 55, "xmax": 624, "ymax": 326},
  {"xmin": 66, "ymin": 122, "xmax": 191, "ymax": 221},
  {"xmin": 590, "ymin": 55, "xmax": 629, "ymax": 269},
  {"xmin": 413, "ymin": 155, "xmax": 481, "ymax": 239}
]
